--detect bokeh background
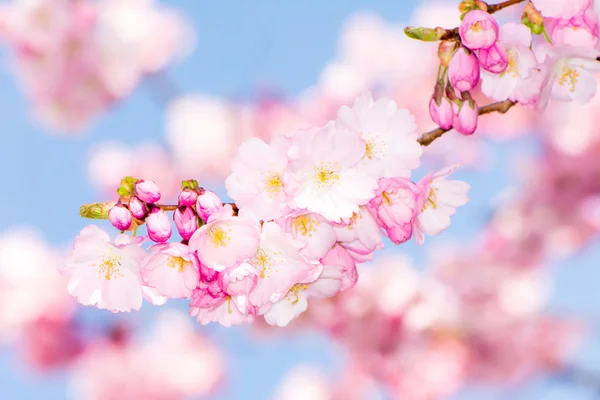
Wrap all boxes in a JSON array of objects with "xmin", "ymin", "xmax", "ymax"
[{"xmin": 2, "ymin": 0, "xmax": 600, "ymax": 399}]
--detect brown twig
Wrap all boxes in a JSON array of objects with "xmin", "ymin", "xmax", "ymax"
[
  {"xmin": 417, "ymin": 100, "xmax": 516, "ymax": 146},
  {"xmin": 486, "ymin": 0, "xmax": 527, "ymax": 14}
]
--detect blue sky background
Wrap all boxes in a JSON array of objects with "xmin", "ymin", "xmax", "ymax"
[{"xmin": 1, "ymin": 0, "xmax": 600, "ymax": 399}]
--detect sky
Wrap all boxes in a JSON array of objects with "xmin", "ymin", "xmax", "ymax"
[{"xmin": 1, "ymin": 0, "xmax": 600, "ymax": 399}]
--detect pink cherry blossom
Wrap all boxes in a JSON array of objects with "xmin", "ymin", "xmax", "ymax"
[
  {"xmin": 173, "ymin": 206, "xmax": 198, "ymax": 240},
  {"xmin": 369, "ymin": 177, "xmax": 420, "ymax": 244},
  {"xmin": 287, "ymin": 121, "xmax": 377, "ymax": 222},
  {"xmin": 134, "ymin": 179, "xmax": 161, "ymax": 204},
  {"xmin": 336, "ymin": 92, "xmax": 422, "ymax": 179},
  {"xmin": 226, "ymin": 136, "xmax": 291, "ymax": 220},
  {"xmin": 263, "ymin": 263, "xmax": 342, "ymax": 327},
  {"xmin": 429, "ymin": 96, "xmax": 454, "ymax": 130},
  {"xmin": 188, "ymin": 205, "xmax": 260, "ymax": 271},
  {"xmin": 141, "ymin": 243, "xmax": 199, "ymax": 299},
  {"xmin": 248, "ymin": 222, "xmax": 322, "ymax": 308},
  {"xmin": 320, "ymin": 243, "xmax": 358, "ymax": 291},
  {"xmin": 277, "ymin": 210, "xmax": 337, "ymax": 261},
  {"xmin": 108, "ymin": 204, "xmax": 132, "ymax": 230},
  {"xmin": 459, "ymin": 10, "xmax": 499, "ymax": 50},
  {"xmin": 453, "ymin": 99, "xmax": 478, "ymax": 136},
  {"xmin": 550, "ymin": 9, "xmax": 599, "ymax": 49},
  {"xmin": 178, "ymin": 189, "xmax": 198, "ymax": 207},
  {"xmin": 146, "ymin": 208, "xmax": 172, "ymax": 243},
  {"xmin": 413, "ymin": 164, "xmax": 470, "ymax": 244},
  {"xmin": 190, "ymin": 281, "xmax": 254, "ymax": 327},
  {"xmin": 334, "ymin": 206, "xmax": 383, "ymax": 261},
  {"xmin": 61, "ymin": 225, "xmax": 146, "ymax": 312},
  {"xmin": 219, "ymin": 262, "xmax": 258, "ymax": 296},
  {"xmin": 481, "ymin": 23, "xmax": 542, "ymax": 105},
  {"xmin": 478, "ymin": 42, "xmax": 508, "ymax": 74},
  {"xmin": 128, "ymin": 196, "xmax": 147, "ymax": 219},
  {"xmin": 530, "ymin": 0, "xmax": 590, "ymax": 18},
  {"xmin": 448, "ymin": 47, "xmax": 480, "ymax": 92},
  {"xmin": 195, "ymin": 190, "xmax": 224, "ymax": 222}
]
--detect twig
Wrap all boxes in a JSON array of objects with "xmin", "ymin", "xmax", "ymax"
[
  {"xmin": 417, "ymin": 100, "xmax": 516, "ymax": 146},
  {"xmin": 486, "ymin": 0, "xmax": 527, "ymax": 14}
]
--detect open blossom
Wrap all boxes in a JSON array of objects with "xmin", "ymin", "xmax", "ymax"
[
  {"xmin": 413, "ymin": 164, "xmax": 470, "ymax": 244},
  {"xmin": 287, "ymin": 121, "xmax": 377, "ymax": 222},
  {"xmin": 248, "ymin": 222, "xmax": 321, "ymax": 307},
  {"xmin": 190, "ymin": 280, "xmax": 254, "ymax": 327},
  {"xmin": 536, "ymin": 45, "xmax": 600, "ymax": 109},
  {"xmin": 278, "ymin": 211, "xmax": 337, "ymax": 261},
  {"xmin": 334, "ymin": 206, "xmax": 383, "ymax": 261},
  {"xmin": 263, "ymin": 264, "xmax": 342, "ymax": 327},
  {"xmin": 219, "ymin": 262, "xmax": 258, "ymax": 296},
  {"xmin": 188, "ymin": 206, "xmax": 260, "ymax": 271},
  {"xmin": 60, "ymin": 225, "xmax": 146, "ymax": 312},
  {"xmin": 549, "ymin": 9, "xmax": 599, "ymax": 49},
  {"xmin": 530, "ymin": 0, "xmax": 590, "ymax": 18},
  {"xmin": 336, "ymin": 92, "xmax": 422, "ymax": 179},
  {"xmin": 141, "ymin": 243, "xmax": 199, "ymax": 299},
  {"xmin": 226, "ymin": 136, "xmax": 291, "ymax": 220},
  {"xmin": 481, "ymin": 23, "xmax": 542, "ymax": 104},
  {"xmin": 369, "ymin": 177, "xmax": 420, "ymax": 244},
  {"xmin": 459, "ymin": 10, "xmax": 499, "ymax": 50}
]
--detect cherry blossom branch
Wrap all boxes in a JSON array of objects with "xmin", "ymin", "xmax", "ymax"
[
  {"xmin": 417, "ymin": 99, "xmax": 516, "ymax": 146},
  {"xmin": 486, "ymin": 0, "xmax": 527, "ymax": 14}
]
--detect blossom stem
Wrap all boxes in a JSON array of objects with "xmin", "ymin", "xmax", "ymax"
[
  {"xmin": 486, "ymin": 0, "xmax": 527, "ymax": 14},
  {"xmin": 417, "ymin": 99, "xmax": 516, "ymax": 146},
  {"xmin": 156, "ymin": 204, "xmax": 178, "ymax": 211}
]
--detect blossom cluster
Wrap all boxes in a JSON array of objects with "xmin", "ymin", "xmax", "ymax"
[
  {"xmin": 428, "ymin": 0, "xmax": 600, "ymax": 135},
  {"xmin": 60, "ymin": 92, "xmax": 470, "ymax": 327},
  {"xmin": 0, "ymin": 0, "xmax": 191, "ymax": 131}
]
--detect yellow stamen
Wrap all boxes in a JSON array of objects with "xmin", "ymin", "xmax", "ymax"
[
  {"xmin": 291, "ymin": 215, "xmax": 318, "ymax": 237},
  {"xmin": 313, "ymin": 162, "xmax": 340, "ymax": 189},
  {"xmin": 167, "ymin": 256, "xmax": 186, "ymax": 273},
  {"xmin": 558, "ymin": 66, "xmax": 580, "ymax": 93},
  {"xmin": 263, "ymin": 172, "xmax": 283, "ymax": 198},
  {"xmin": 422, "ymin": 186, "xmax": 439, "ymax": 211},
  {"xmin": 208, "ymin": 225, "xmax": 230, "ymax": 248},
  {"xmin": 287, "ymin": 284, "xmax": 308, "ymax": 304}
]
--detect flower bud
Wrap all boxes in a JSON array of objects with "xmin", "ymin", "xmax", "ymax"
[
  {"xmin": 146, "ymin": 208, "xmax": 172, "ymax": 243},
  {"xmin": 429, "ymin": 96, "xmax": 454, "ymax": 130},
  {"xmin": 178, "ymin": 189, "xmax": 198, "ymax": 207},
  {"xmin": 79, "ymin": 201, "xmax": 116, "ymax": 220},
  {"xmin": 452, "ymin": 99, "xmax": 479, "ymax": 135},
  {"xmin": 128, "ymin": 196, "xmax": 147, "ymax": 219},
  {"xmin": 174, "ymin": 206, "xmax": 199, "ymax": 240},
  {"xmin": 196, "ymin": 191, "xmax": 223, "ymax": 222},
  {"xmin": 438, "ymin": 41, "xmax": 458, "ymax": 68},
  {"xmin": 478, "ymin": 42, "xmax": 508, "ymax": 73},
  {"xmin": 448, "ymin": 47, "xmax": 480, "ymax": 92},
  {"xmin": 109, "ymin": 205, "xmax": 132, "ymax": 230},
  {"xmin": 135, "ymin": 180, "xmax": 161, "ymax": 204},
  {"xmin": 459, "ymin": 0, "xmax": 488, "ymax": 14},
  {"xmin": 551, "ymin": 9, "xmax": 599, "ymax": 49},
  {"xmin": 459, "ymin": 10, "xmax": 499, "ymax": 50}
]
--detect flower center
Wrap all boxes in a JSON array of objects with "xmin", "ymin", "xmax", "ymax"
[
  {"xmin": 382, "ymin": 191, "xmax": 392, "ymax": 205},
  {"xmin": 287, "ymin": 284, "xmax": 308, "ymax": 304},
  {"xmin": 501, "ymin": 49, "xmax": 519, "ymax": 78},
  {"xmin": 291, "ymin": 215, "xmax": 318, "ymax": 237},
  {"xmin": 313, "ymin": 162, "xmax": 340, "ymax": 189},
  {"xmin": 167, "ymin": 256, "xmax": 186, "ymax": 273},
  {"xmin": 252, "ymin": 248, "xmax": 280, "ymax": 279},
  {"xmin": 263, "ymin": 172, "xmax": 283, "ymax": 198},
  {"xmin": 471, "ymin": 21, "xmax": 483, "ymax": 32},
  {"xmin": 96, "ymin": 252, "xmax": 123, "ymax": 281},
  {"xmin": 208, "ymin": 225, "xmax": 230, "ymax": 248},
  {"xmin": 558, "ymin": 66, "xmax": 580, "ymax": 93},
  {"xmin": 422, "ymin": 186, "xmax": 439, "ymax": 211}
]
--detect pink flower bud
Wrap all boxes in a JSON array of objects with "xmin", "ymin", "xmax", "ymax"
[
  {"xmin": 174, "ymin": 206, "xmax": 199, "ymax": 240},
  {"xmin": 429, "ymin": 96, "xmax": 454, "ymax": 129},
  {"xmin": 448, "ymin": 47, "xmax": 480, "ymax": 92},
  {"xmin": 146, "ymin": 208, "xmax": 172, "ymax": 243},
  {"xmin": 178, "ymin": 189, "xmax": 198, "ymax": 207},
  {"xmin": 478, "ymin": 42, "xmax": 508, "ymax": 73},
  {"xmin": 550, "ymin": 9, "xmax": 599, "ymax": 49},
  {"xmin": 135, "ymin": 180, "xmax": 161, "ymax": 204},
  {"xmin": 128, "ymin": 196, "xmax": 147, "ymax": 219},
  {"xmin": 196, "ymin": 191, "xmax": 223, "ymax": 222},
  {"xmin": 452, "ymin": 99, "xmax": 479, "ymax": 135},
  {"xmin": 459, "ymin": 10, "xmax": 499, "ymax": 50},
  {"xmin": 108, "ymin": 205, "xmax": 132, "ymax": 230}
]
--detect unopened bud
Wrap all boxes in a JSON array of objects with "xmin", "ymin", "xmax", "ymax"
[
  {"xmin": 459, "ymin": 0, "xmax": 488, "ymax": 16},
  {"xmin": 146, "ymin": 208, "xmax": 172, "ymax": 243},
  {"xmin": 135, "ymin": 180, "xmax": 161, "ymax": 204},
  {"xmin": 438, "ymin": 41, "xmax": 458, "ymax": 67},
  {"xmin": 174, "ymin": 206, "xmax": 199, "ymax": 240},
  {"xmin": 522, "ymin": 3, "xmax": 545, "ymax": 34},
  {"xmin": 80, "ymin": 201, "xmax": 116, "ymax": 219},
  {"xmin": 404, "ymin": 26, "xmax": 449, "ymax": 41},
  {"xmin": 109, "ymin": 204, "xmax": 132, "ymax": 230},
  {"xmin": 128, "ymin": 196, "xmax": 147, "ymax": 219},
  {"xmin": 116, "ymin": 176, "xmax": 138, "ymax": 197},
  {"xmin": 178, "ymin": 189, "xmax": 198, "ymax": 207}
]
